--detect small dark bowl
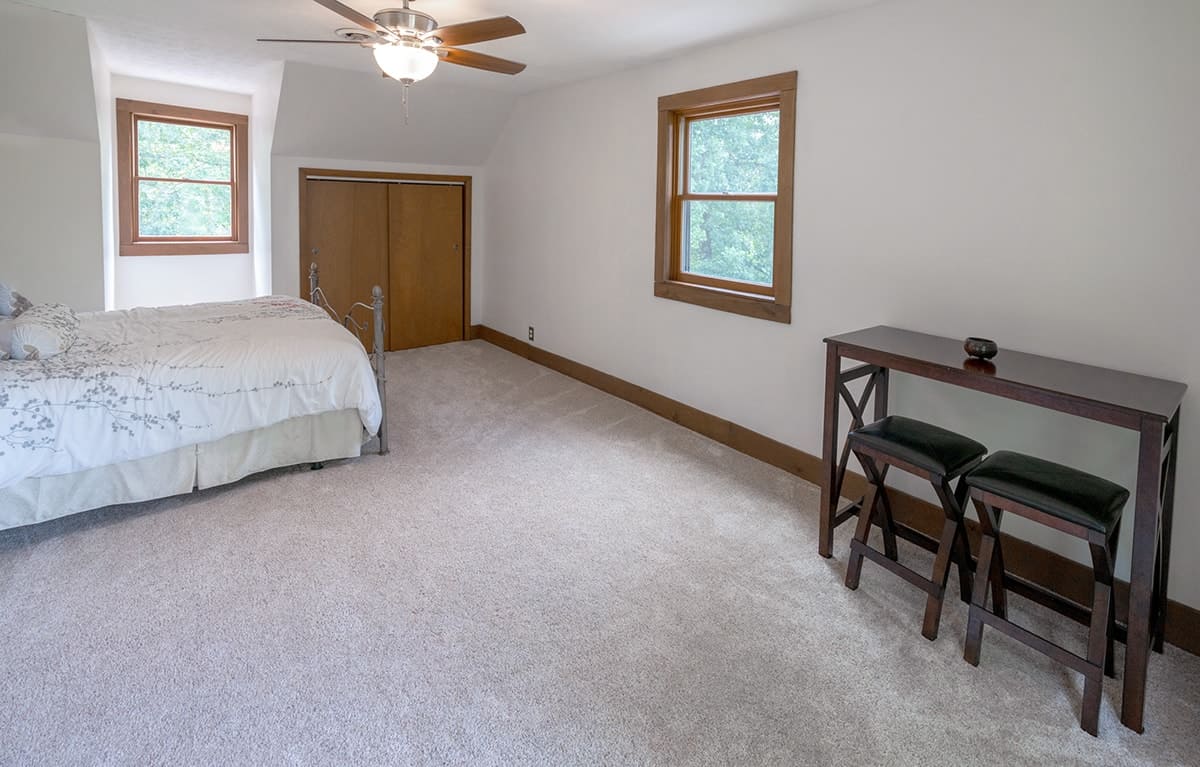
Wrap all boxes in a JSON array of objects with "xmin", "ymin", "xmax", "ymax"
[{"xmin": 963, "ymin": 337, "xmax": 999, "ymax": 360}]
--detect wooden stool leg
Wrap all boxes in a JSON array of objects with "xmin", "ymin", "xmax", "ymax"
[
  {"xmin": 1082, "ymin": 538, "xmax": 1114, "ymax": 736},
  {"xmin": 964, "ymin": 532, "xmax": 996, "ymax": 667},
  {"xmin": 844, "ymin": 473, "xmax": 880, "ymax": 591},
  {"xmin": 922, "ymin": 477, "xmax": 961, "ymax": 641},
  {"xmin": 952, "ymin": 478, "xmax": 974, "ymax": 603},
  {"xmin": 965, "ymin": 498, "xmax": 1003, "ymax": 667},
  {"xmin": 923, "ymin": 516, "xmax": 957, "ymax": 640},
  {"xmin": 952, "ymin": 527, "xmax": 974, "ymax": 603},
  {"xmin": 988, "ymin": 509, "xmax": 1008, "ymax": 620},
  {"xmin": 875, "ymin": 464, "xmax": 899, "ymax": 561},
  {"xmin": 1106, "ymin": 593, "xmax": 1117, "ymax": 679}
]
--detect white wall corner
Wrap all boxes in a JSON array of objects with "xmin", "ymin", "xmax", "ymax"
[
  {"xmin": 87, "ymin": 21, "xmax": 116, "ymax": 311},
  {"xmin": 251, "ymin": 62, "xmax": 285, "ymax": 297}
]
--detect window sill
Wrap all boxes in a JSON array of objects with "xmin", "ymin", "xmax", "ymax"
[
  {"xmin": 654, "ymin": 280, "xmax": 791, "ymax": 323},
  {"xmin": 120, "ymin": 241, "xmax": 250, "ymax": 257}
]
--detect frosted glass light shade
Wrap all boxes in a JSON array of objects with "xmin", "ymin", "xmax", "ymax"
[{"xmin": 374, "ymin": 44, "xmax": 439, "ymax": 83}]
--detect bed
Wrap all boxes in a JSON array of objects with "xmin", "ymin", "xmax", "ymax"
[{"xmin": 0, "ymin": 269, "xmax": 387, "ymax": 530}]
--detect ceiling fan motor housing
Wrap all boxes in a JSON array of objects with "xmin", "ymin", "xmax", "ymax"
[{"xmin": 375, "ymin": 8, "xmax": 438, "ymax": 36}]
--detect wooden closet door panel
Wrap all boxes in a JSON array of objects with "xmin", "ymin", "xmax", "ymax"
[
  {"xmin": 388, "ymin": 184, "xmax": 464, "ymax": 350},
  {"xmin": 304, "ymin": 180, "xmax": 390, "ymax": 349}
]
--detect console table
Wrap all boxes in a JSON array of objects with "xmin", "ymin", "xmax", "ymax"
[{"xmin": 819, "ymin": 325, "xmax": 1186, "ymax": 733}]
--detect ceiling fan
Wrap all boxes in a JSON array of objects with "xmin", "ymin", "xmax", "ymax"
[{"xmin": 258, "ymin": 0, "xmax": 527, "ymax": 84}]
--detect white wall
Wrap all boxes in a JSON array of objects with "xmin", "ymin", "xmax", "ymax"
[
  {"xmin": 271, "ymin": 156, "xmax": 486, "ymax": 323},
  {"xmin": 0, "ymin": 136, "xmax": 104, "ymax": 311},
  {"xmin": 0, "ymin": 2, "xmax": 103, "ymax": 311},
  {"xmin": 483, "ymin": 0, "xmax": 1200, "ymax": 605},
  {"xmin": 109, "ymin": 76, "xmax": 256, "ymax": 309},
  {"xmin": 272, "ymin": 61, "xmax": 514, "ymax": 166}
]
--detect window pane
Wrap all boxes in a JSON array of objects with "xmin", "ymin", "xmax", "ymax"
[
  {"xmin": 688, "ymin": 110, "xmax": 779, "ymax": 194},
  {"xmin": 136, "ymin": 119, "xmax": 232, "ymax": 181},
  {"xmin": 682, "ymin": 200, "xmax": 775, "ymax": 285},
  {"xmin": 138, "ymin": 181, "xmax": 232, "ymax": 237}
]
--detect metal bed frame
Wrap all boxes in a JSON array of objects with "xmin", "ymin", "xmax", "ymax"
[{"xmin": 308, "ymin": 262, "xmax": 389, "ymax": 455}]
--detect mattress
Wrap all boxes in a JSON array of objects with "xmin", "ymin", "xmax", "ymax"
[{"xmin": 0, "ymin": 409, "xmax": 365, "ymax": 530}]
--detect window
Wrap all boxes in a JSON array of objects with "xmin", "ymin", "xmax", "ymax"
[
  {"xmin": 654, "ymin": 72, "xmax": 797, "ymax": 323},
  {"xmin": 116, "ymin": 99, "xmax": 249, "ymax": 256}
]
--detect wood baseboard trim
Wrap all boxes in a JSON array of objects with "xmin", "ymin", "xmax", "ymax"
[{"xmin": 471, "ymin": 325, "xmax": 1199, "ymax": 657}]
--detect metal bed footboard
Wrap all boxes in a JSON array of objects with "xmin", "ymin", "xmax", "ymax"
[{"xmin": 308, "ymin": 263, "xmax": 389, "ymax": 455}]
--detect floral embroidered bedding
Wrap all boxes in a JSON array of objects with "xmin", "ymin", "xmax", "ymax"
[{"xmin": 0, "ymin": 296, "xmax": 383, "ymax": 490}]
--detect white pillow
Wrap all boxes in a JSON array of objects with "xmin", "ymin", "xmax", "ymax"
[
  {"xmin": 9, "ymin": 303, "xmax": 78, "ymax": 360},
  {"xmin": 0, "ymin": 317, "xmax": 13, "ymax": 359}
]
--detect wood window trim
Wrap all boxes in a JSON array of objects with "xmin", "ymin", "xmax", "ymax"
[
  {"xmin": 654, "ymin": 72, "xmax": 797, "ymax": 324},
  {"xmin": 117, "ymin": 99, "xmax": 250, "ymax": 256}
]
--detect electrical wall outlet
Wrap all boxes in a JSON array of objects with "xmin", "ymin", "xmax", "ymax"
[{"xmin": 528, "ymin": 326, "xmax": 535, "ymax": 342}]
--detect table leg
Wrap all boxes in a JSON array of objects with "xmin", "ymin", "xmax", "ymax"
[
  {"xmin": 1122, "ymin": 417, "xmax": 1165, "ymax": 733},
  {"xmin": 874, "ymin": 368, "xmax": 889, "ymax": 422},
  {"xmin": 1154, "ymin": 408, "xmax": 1180, "ymax": 653},
  {"xmin": 819, "ymin": 344, "xmax": 841, "ymax": 558}
]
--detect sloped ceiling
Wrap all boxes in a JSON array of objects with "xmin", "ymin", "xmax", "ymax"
[
  {"xmin": 271, "ymin": 60, "xmax": 513, "ymax": 163},
  {"xmin": 6, "ymin": 0, "xmax": 882, "ymax": 165},
  {"xmin": 0, "ymin": 2, "xmax": 97, "ymax": 141},
  {"xmin": 12, "ymin": 0, "xmax": 881, "ymax": 95}
]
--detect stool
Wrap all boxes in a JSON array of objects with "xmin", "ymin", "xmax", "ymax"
[
  {"xmin": 843, "ymin": 416, "xmax": 990, "ymax": 640},
  {"xmin": 962, "ymin": 450, "xmax": 1128, "ymax": 736}
]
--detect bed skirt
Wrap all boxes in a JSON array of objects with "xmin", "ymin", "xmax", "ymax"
[{"xmin": 0, "ymin": 409, "xmax": 365, "ymax": 531}]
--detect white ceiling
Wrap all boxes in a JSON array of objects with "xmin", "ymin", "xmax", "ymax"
[{"xmin": 14, "ymin": 0, "xmax": 880, "ymax": 95}]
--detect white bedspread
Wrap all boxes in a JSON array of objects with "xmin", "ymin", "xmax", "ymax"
[{"xmin": 0, "ymin": 296, "xmax": 383, "ymax": 490}]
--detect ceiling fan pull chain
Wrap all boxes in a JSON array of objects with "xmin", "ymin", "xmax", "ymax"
[{"xmin": 402, "ymin": 82, "xmax": 411, "ymax": 125}]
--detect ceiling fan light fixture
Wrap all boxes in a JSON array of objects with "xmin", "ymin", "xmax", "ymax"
[{"xmin": 373, "ymin": 42, "xmax": 438, "ymax": 83}]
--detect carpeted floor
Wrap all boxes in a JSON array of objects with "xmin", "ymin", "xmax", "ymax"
[{"xmin": 1, "ymin": 340, "xmax": 1197, "ymax": 766}]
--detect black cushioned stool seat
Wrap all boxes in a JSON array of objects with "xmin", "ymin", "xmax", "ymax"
[
  {"xmin": 850, "ymin": 416, "xmax": 988, "ymax": 477},
  {"xmin": 843, "ymin": 416, "xmax": 990, "ymax": 641},
  {"xmin": 964, "ymin": 451, "xmax": 1127, "ymax": 534},
  {"xmin": 962, "ymin": 452, "xmax": 1128, "ymax": 736}
]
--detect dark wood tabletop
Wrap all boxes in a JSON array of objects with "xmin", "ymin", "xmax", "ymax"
[{"xmin": 825, "ymin": 325, "xmax": 1187, "ymax": 427}]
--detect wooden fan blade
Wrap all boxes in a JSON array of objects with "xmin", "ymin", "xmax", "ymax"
[
  {"xmin": 433, "ymin": 16, "xmax": 525, "ymax": 47},
  {"xmin": 441, "ymin": 48, "xmax": 526, "ymax": 75},
  {"xmin": 311, "ymin": 0, "xmax": 389, "ymax": 36},
  {"xmin": 257, "ymin": 38, "xmax": 364, "ymax": 43}
]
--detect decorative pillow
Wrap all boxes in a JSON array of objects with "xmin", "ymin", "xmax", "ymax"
[
  {"xmin": 0, "ymin": 283, "xmax": 32, "ymax": 317},
  {"xmin": 11, "ymin": 292, "xmax": 32, "ymax": 317},
  {"xmin": 9, "ymin": 303, "xmax": 78, "ymax": 360}
]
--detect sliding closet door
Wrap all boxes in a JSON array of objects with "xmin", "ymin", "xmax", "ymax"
[
  {"xmin": 388, "ymin": 183, "xmax": 465, "ymax": 349},
  {"xmin": 303, "ymin": 180, "xmax": 390, "ymax": 349}
]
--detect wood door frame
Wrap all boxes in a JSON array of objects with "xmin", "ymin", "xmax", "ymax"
[{"xmin": 298, "ymin": 167, "xmax": 473, "ymax": 336}]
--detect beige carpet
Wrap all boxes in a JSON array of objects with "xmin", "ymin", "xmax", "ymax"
[{"xmin": 1, "ymin": 340, "xmax": 1197, "ymax": 766}]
